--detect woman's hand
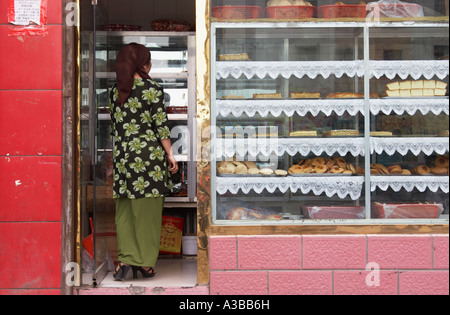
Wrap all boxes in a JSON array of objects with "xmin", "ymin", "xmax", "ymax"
[
  {"xmin": 168, "ymin": 154, "xmax": 179, "ymax": 175},
  {"xmin": 161, "ymin": 139, "xmax": 179, "ymax": 174}
]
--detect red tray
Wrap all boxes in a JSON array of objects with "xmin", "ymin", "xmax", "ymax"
[
  {"xmin": 266, "ymin": 6, "xmax": 316, "ymax": 19},
  {"xmin": 212, "ymin": 6, "xmax": 262, "ymax": 19},
  {"xmin": 371, "ymin": 203, "xmax": 444, "ymax": 219},
  {"xmin": 302, "ymin": 206, "xmax": 365, "ymax": 219},
  {"xmin": 318, "ymin": 4, "xmax": 367, "ymax": 18}
]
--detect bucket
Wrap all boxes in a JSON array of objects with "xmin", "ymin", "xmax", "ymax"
[{"xmin": 182, "ymin": 236, "xmax": 198, "ymax": 256}]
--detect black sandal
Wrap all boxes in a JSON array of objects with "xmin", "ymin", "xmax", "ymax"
[
  {"xmin": 132, "ymin": 266, "xmax": 156, "ymax": 279},
  {"xmin": 113, "ymin": 263, "xmax": 131, "ymax": 281}
]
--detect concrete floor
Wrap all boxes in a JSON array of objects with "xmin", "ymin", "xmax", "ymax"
[{"xmin": 99, "ymin": 259, "xmax": 198, "ymax": 288}]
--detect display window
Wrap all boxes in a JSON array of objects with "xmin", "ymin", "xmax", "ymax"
[{"xmin": 209, "ymin": 0, "xmax": 449, "ymax": 224}]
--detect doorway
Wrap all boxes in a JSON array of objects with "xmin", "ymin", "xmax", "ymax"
[{"xmin": 78, "ymin": 0, "xmax": 198, "ymax": 287}]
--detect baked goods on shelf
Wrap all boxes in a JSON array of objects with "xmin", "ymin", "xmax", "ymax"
[
  {"xmin": 219, "ymin": 53, "xmax": 250, "ymax": 61},
  {"xmin": 370, "ymin": 131, "xmax": 393, "ymax": 137},
  {"xmin": 289, "ymin": 130, "xmax": 318, "ymax": 137},
  {"xmin": 439, "ymin": 130, "xmax": 449, "ymax": 137},
  {"xmin": 290, "ymin": 92, "xmax": 321, "ymax": 99},
  {"xmin": 221, "ymin": 95, "xmax": 245, "ymax": 99},
  {"xmin": 226, "ymin": 206, "xmax": 282, "ymax": 221},
  {"xmin": 217, "ymin": 160, "xmax": 286, "ymax": 176},
  {"xmin": 323, "ymin": 129, "xmax": 360, "ymax": 137},
  {"xmin": 357, "ymin": 155, "xmax": 449, "ymax": 176},
  {"xmin": 253, "ymin": 93, "xmax": 282, "ymax": 99},
  {"xmin": 385, "ymin": 80, "xmax": 448, "ymax": 97},
  {"xmin": 325, "ymin": 92, "xmax": 379, "ymax": 99},
  {"xmin": 288, "ymin": 156, "xmax": 356, "ymax": 175}
]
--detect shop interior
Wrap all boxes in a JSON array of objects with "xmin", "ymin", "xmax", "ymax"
[{"xmin": 79, "ymin": 0, "xmax": 198, "ymax": 287}]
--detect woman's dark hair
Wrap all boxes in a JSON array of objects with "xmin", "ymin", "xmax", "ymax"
[{"xmin": 115, "ymin": 43, "xmax": 152, "ymax": 107}]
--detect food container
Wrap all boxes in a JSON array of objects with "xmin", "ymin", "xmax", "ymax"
[
  {"xmin": 182, "ymin": 236, "xmax": 198, "ymax": 256},
  {"xmin": 212, "ymin": 6, "xmax": 262, "ymax": 19},
  {"xmin": 266, "ymin": 6, "xmax": 316, "ymax": 19},
  {"xmin": 371, "ymin": 203, "xmax": 444, "ymax": 219},
  {"xmin": 367, "ymin": 2, "xmax": 424, "ymax": 18},
  {"xmin": 318, "ymin": 4, "xmax": 367, "ymax": 18},
  {"xmin": 302, "ymin": 206, "xmax": 365, "ymax": 219},
  {"xmin": 166, "ymin": 106, "xmax": 188, "ymax": 114}
]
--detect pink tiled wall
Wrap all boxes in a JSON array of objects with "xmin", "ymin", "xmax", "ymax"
[{"xmin": 209, "ymin": 235, "xmax": 449, "ymax": 295}]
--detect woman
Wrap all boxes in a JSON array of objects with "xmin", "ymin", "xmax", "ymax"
[{"xmin": 109, "ymin": 43, "xmax": 178, "ymax": 281}]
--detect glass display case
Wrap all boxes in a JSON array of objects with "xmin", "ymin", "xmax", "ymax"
[{"xmin": 210, "ymin": 3, "xmax": 449, "ymax": 224}]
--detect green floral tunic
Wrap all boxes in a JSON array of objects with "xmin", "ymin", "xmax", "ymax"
[{"xmin": 109, "ymin": 78, "xmax": 172, "ymax": 199}]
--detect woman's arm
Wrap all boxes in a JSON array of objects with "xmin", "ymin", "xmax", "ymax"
[{"xmin": 161, "ymin": 138, "xmax": 179, "ymax": 174}]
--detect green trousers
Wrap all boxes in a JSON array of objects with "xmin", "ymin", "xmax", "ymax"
[{"xmin": 115, "ymin": 197, "xmax": 164, "ymax": 267}]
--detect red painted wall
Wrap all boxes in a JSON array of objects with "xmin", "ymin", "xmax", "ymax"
[{"xmin": 0, "ymin": 0, "xmax": 63, "ymax": 295}]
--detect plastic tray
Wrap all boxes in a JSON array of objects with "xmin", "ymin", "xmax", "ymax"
[
  {"xmin": 266, "ymin": 6, "xmax": 316, "ymax": 19},
  {"xmin": 212, "ymin": 6, "xmax": 262, "ymax": 19},
  {"xmin": 302, "ymin": 206, "xmax": 365, "ymax": 219},
  {"xmin": 318, "ymin": 4, "xmax": 367, "ymax": 18},
  {"xmin": 371, "ymin": 203, "xmax": 444, "ymax": 219}
]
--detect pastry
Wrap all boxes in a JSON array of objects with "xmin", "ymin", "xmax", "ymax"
[
  {"xmin": 290, "ymin": 131, "xmax": 317, "ymax": 137},
  {"xmin": 326, "ymin": 158, "xmax": 336, "ymax": 168},
  {"xmin": 347, "ymin": 163, "xmax": 357, "ymax": 175},
  {"xmin": 375, "ymin": 164, "xmax": 389, "ymax": 175},
  {"xmin": 218, "ymin": 162, "xmax": 236, "ymax": 174},
  {"xmin": 402, "ymin": 169, "xmax": 412, "ymax": 175},
  {"xmin": 414, "ymin": 165, "xmax": 432, "ymax": 175},
  {"xmin": 219, "ymin": 53, "xmax": 249, "ymax": 61},
  {"xmin": 385, "ymin": 90, "xmax": 400, "ymax": 97},
  {"xmin": 260, "ymin": 168, "xmax": 274, "ymax": 176},
  {"xmin": 370, "ymin": 131, "xmax": 393, "ymax": 136},
  {"xmin": 275, "ymin": 169, "xmax": 288, "ymax": 176},
  {"xmin": 312, "ymin": 157, "xmax": 326, "ymax": 167},
  {"xmin": 323, "ymin": 130, "xmax": 360, "ymax": 137},
  {"xmin": 235, "ymin": 163, "xmax": 248, "ymax": 174},
  {"xmin": 423, "ymin": 89, "xmax": 434, "ymax": 97},
  {"xmin": 314, "ymin": 165, "xmax": 328, "ymax": 173},
  {"xmin": 290, "ymin": 92, "xmax": 321, "ymax": 99},
  {"xmin": 386, "ymin": 81, "xmax": 400, "ymax": 90},
  {"xmin": 253, "ymin": 93, "xmax": 282, "ymax": 99},
  {"xmin": 221, "ymin": 95, "xmax": 245, "ymax": 99},
  {"xmin": 335, "ymin": 157, "xmax": 347, "ymax": 169},
  {"xmin": 435, "ymin": 89, "xmax": 447, "ymax": 96},
  {"xmin": 243, "ymin": 161, "xmax": 258, "ymax": 169},
  {"xmin": 435, "ymin": 155, "xmax": 449, "ymax": 168},
  {"xmin": 330, "ymin": 166, "xmax": 344, "ymax": 174},
  {"xmin": 431, "ymin": 166, "xmax": 447, "ymax": 175},
  {"xmin": 439, "ymin": 130, "xmax": 449, "ymax": 137},
  {"xmin": 436, "ymin": 81, "xmax": 448, "ymax": 89},
  {"xmin": 399, "ymin": 81, "xmax": 412, "ymax": 90},
  {"xmin": 248, "ymin": 168, "xmax": 260, "ymax": 175},
  {"xmin": 226, "ymin": 207, "xmax": 248, "ymax": 220},
  {"xmin": 423, "ymin": 80, "xmax": 436, "ymax": 89},
  {"xmin": 411, "ymin": 80, "xmax": 424, "ymax": 89}
]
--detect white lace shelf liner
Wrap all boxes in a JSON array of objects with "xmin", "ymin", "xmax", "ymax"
[
  {"xmin": 215, "ymin": 137, "xmax": 365, "ymax": 157},
  {"xmin": 370, "ymin": 98, "xmax": 449, "ymax": 116},
  {"xmin": 371, "ymin": 176, "xmax": 449, "ymax": 194},
  {"xmin": 216, "ymin": 61, "xmax": 365, "ymax": 80},
  {"xmin": 216, "ymin": 98, "xmax": 449, "ymax": 117},
  {"xmin": 215, "ymin": 137, "xmax": 448, "ymax": 158},
  {"xmin": 371, "ymin": 137, "xmax": 449, "ymax": 156},
  {"xmin": 370, "ymin": 60, "xmax": 449, "ymax": 80},
  {"xmin": 216, "ymin": 176, "xmax": 365, "ymax": 200},
  {"xmin": 216, "ymin": 60, "xmax": 449, "ymax": 80}
]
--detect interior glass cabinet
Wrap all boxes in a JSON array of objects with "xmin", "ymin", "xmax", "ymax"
[{"xmin": 210, "ymin": 19, "xmax": 449, "ymax": 225}]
